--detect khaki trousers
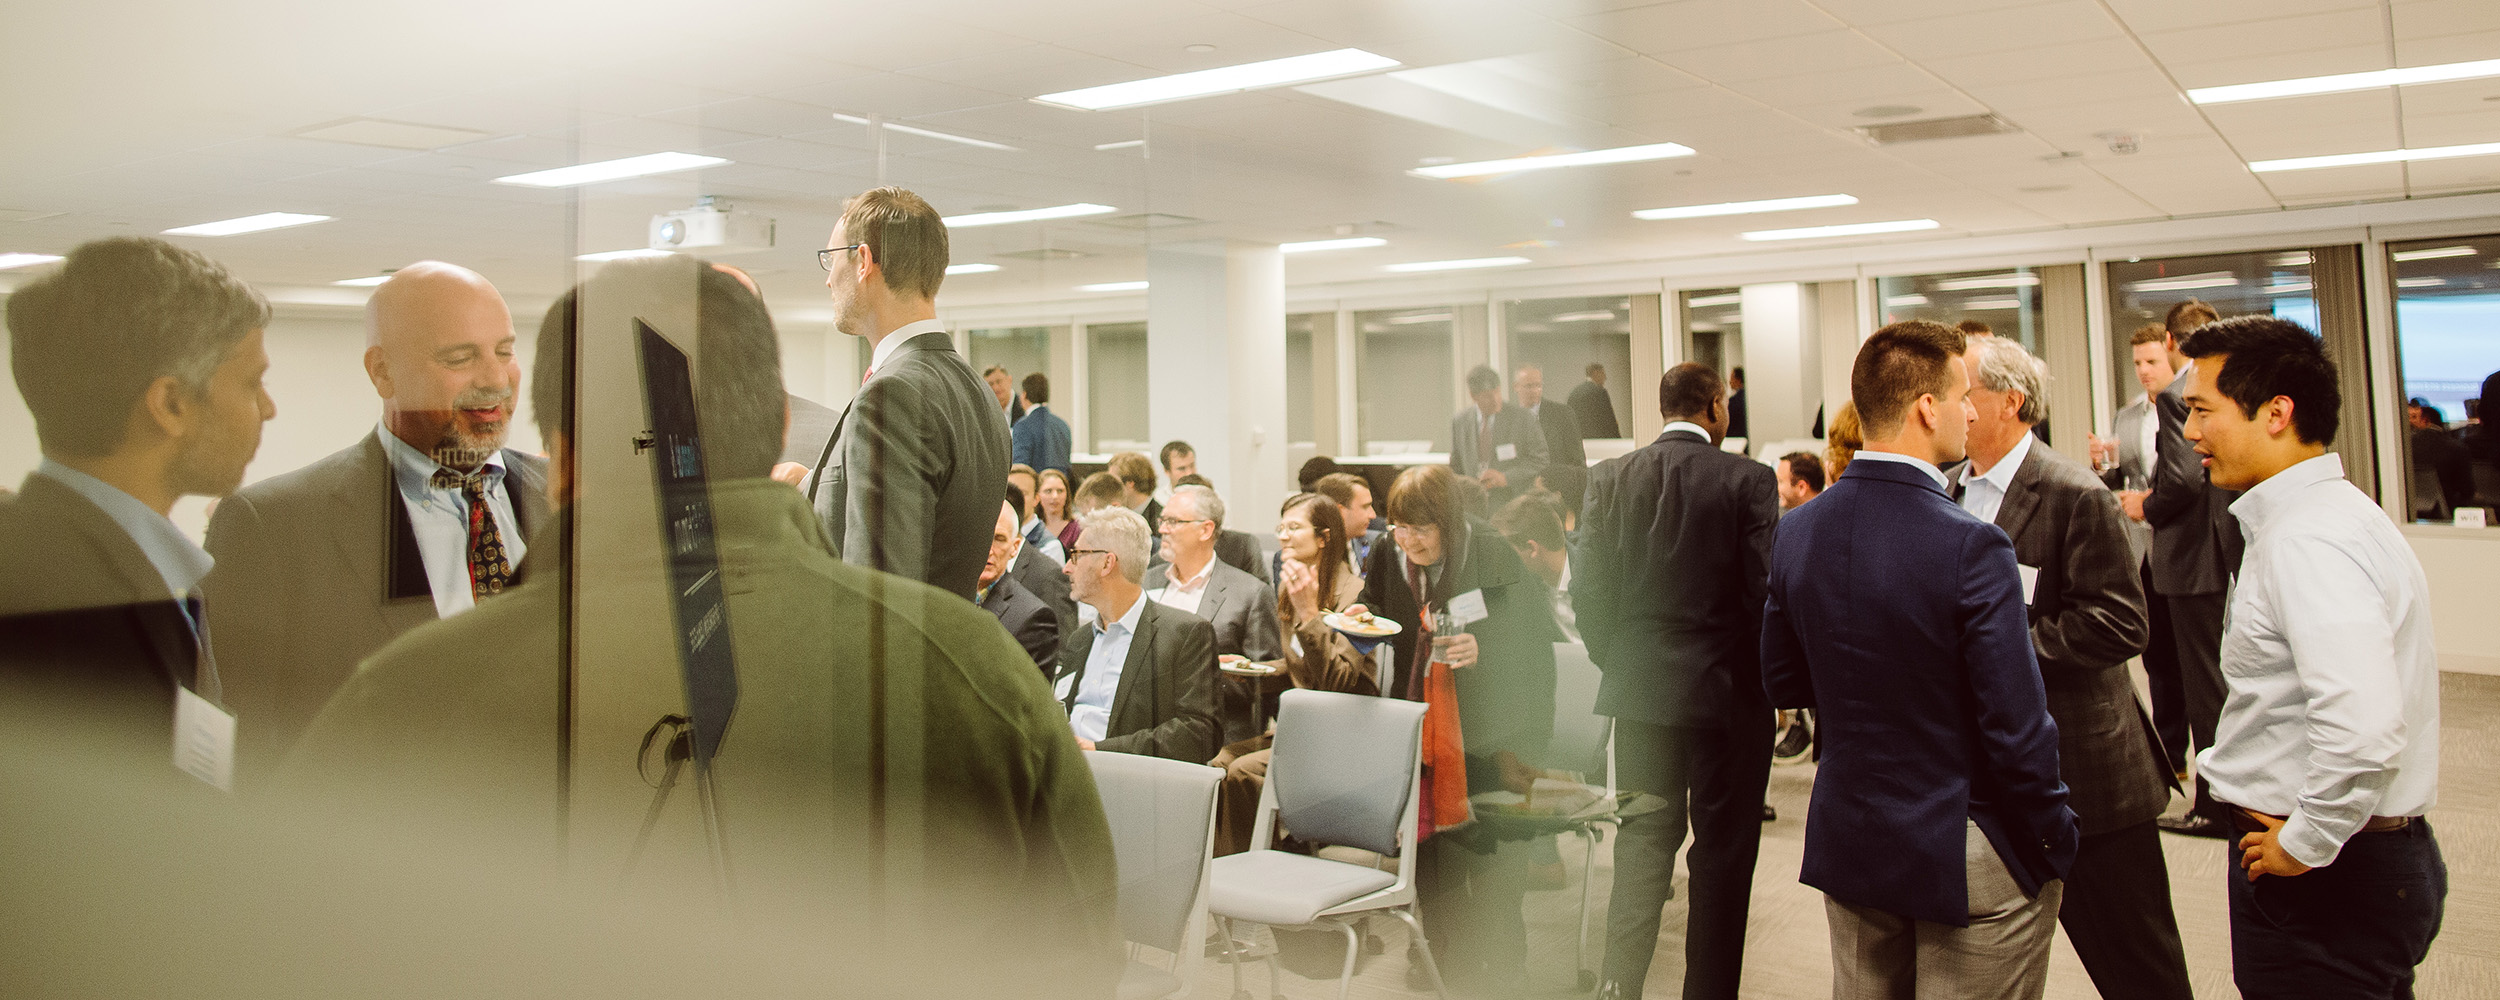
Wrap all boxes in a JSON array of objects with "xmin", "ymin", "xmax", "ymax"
[{"xmin": 1824, "ymin": 821, "xmax": 2063, "ymax": 1000}]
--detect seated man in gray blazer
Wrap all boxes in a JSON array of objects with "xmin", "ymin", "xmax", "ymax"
[
  {"xmin": 1143, "ymin": 484, "xmax": 1281, "ymax": 745},
  {"xmin": 1055, "ymin": 507, "xmax": 1220, "ymax": 763}
]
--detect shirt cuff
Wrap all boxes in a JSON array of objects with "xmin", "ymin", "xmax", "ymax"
[{"xmin": 2277, "ymin": 810, "xmax": 2354, "ymax": 869}]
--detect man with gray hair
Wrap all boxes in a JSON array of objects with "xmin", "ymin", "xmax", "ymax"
[
  {"xmin": 1, "ymin": 237, "xmax": 273, "ymax": 783},
  {"xmin": 203, "ymin": 260, "xmax": 551, "ymax": 784},
  {"xmin": 1955, "ymin": 335, "xmax": 2187, "ymax": 998},
  {"xmin": 1145, "ymin": 483, "xmax": 1279, "ymax": 744},
  {"xmin": 1055, "ymin": 506, "xmax": 1220, "ymax": 762}
]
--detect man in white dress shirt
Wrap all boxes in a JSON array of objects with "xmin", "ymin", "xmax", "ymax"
[{"xmin": 2180, "ymin": 316, "xmax": 2445, "ymax": 999}]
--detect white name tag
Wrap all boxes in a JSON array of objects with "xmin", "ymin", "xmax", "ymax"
[
  {"xmin": 2017, "ymin": 564, "xmax": 2039, "ymax": 606},
  {"xmin": 1447, "ymin": 588, "xmax": 1489, "ymax": 628},
  {"xmin": 1494, "ymin": 443, "xmax": 1518, "ymax": 462},
  {"xmin": 173, "ymin": 687, "xmax": 236, "ymax": 791},
  {"xmin": 2458, "ymin": 508, "xmax": 2488, "ymax": 529}
]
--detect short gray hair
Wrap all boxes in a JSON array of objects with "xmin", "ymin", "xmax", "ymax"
[
  {"xmin": 1077, "ymin": 505, "xmax": 1152, "ymax": 585},
  {"xmin": 6, "ymin": 237, "xmax": 268, "ymax": 456},
  {"xmin": 1168, "ymin": 483, "xmax": 1225, "ymax": 530},
  {"xmin": 1966, "ymin": 335, "xmax": 2050, "ymax": 425}
]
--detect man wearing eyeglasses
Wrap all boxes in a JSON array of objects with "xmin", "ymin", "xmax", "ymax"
[
  {"xmin": 1143, "ymin": 484, "xmax": 1279, "ymax": 745},
  {"xmin": 806, "ymin": 187, "xmax": 1008, "ymax": 601}
]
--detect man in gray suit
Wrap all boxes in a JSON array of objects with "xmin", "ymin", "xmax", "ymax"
[
  {"xmin": 1143, "ymin": 484, "xmax": 1280, "ymax": 745},
  {"xmin": 807, "ymin": 187, "xmax": 1008, "ymax": 601},
  {"xmin": 1055, "ymin": 507, "xmax": 1221, "ymax": 763},
  {"xmin": 1450, "ymin": 364, "xmax": 1548, "ymax": 509},
  {"xmin": 204, "ymin": 261, "xmax": 550, "ymax": 785},
  {"xmin": 2092, "ymin": 324, "xmax": 2190, "ymax": 778},
  {"xmin": 1957, "ymin": 337, "xmax": 2188, "ymax": 999},
  {"xmin": 2143, "ymin": 301, "xmax": 2240, "ymax": 839}
]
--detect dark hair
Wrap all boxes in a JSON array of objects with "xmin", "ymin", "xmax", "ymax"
[
  {"xmin": 1779, "ymin": 451, "xmax": 1825, "ymax": 492},
  {"xmin": 1021, "ymin": 371, "xmax": 1049, "ymax": 404},
  {"xmin": 981, "ymin": 364, "xmax": 1009, "ymax": 379},
  {"xmin": 1174, "ymin": 473, "xmax": 1213, "ymax": 490},
  {"xmin": 7, "ymin": 237, "xmax": 269, "ymax": 456},
  {"xmin": 2165, "ymin": 300, "xmax": 2219, "ymax": 336},
  {"xmin": 2179, "ymin": 315, "xmax": 2340, "ymax": 445},
  {"xmin": 1956, "ymin": 319, "xmax": 1992, "ymax": 336},
  {"xmin": 2129, "ymin": 324, "xmax": 2170, "ymax": 347},
  {"xmin": 1658, "ymin": 361, "xmax": 1724, "ymax": 421},
  {"xmin": 1107, "ymin": 452, "xmax": 1156, "ymax": 494},
  {"xmin": 535, "ymin": 255, "xmax": 784, "ymax": 480},
  {"xmin": 1493, "ymin": 491, "xmax": 1566, "ymax": 551},
  {"xmin": 838, "ymin": 186, "xmax": 949, "ymax": 300},
  {"xmin": 1584, "ymin": 362, "xmax": 1605, "ymax": 377},
  {"xmin": 1465, "ymin": 364, "xmax": 1501, "ymax": 395},
  {"xmin": 1278, "ymin": 492, "xmax": 1352, "ymax": 619},
  {"xmin": 1159, "ymin": 440, "xmax": 1194, "ymax": 471},
  {"xmin": 1005, "ymin": 481, "xmax": 1028, "ymax": 521},
  {"xmin": 1314, "ymin": 471, "xmax": 1368, "ymax": 510},
  {"xmin": 1851, "ymin": 320, "xmax": 1968, "ymax": 440},
  {"xmin": 1730, "ymin": 366, "xmax": 1745, "ymax": 383},
  {"xmin": 1386, "ymin": 464, "xmax": 1465, "ymax": 545},
  {"xmin": 1075, "ymin": 470, "xmax": 1127, "ymax": 511},
  {"xmin": 1297, "ymin": 455, "xmax": 1341, "ymax": 491},
  {"xmin": 2415, "ymin": 402, "xmax": 2447, "ymax": 425}
]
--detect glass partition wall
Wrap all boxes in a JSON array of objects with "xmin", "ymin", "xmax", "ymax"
[
  {"xmin": 1086, "ymin": 321, "xmax": 1149, "ymax": 453},
  {"xmin": 1680, "ymin": 288, "xmax": 1742, "ymax": 378},
  {"xmin": 2388, "ymin": 234, "xmax": 2500, "ymax": 526},
  {"xmin": 1354, "ymin": 307, "xmax": 1456, "ymax": 454},
  {"xmin": 1876, "ymin": 266, "xmax": 2047, "ymax": 356},
  {"xmin": 1504, "ymin": 295, "xmax": 1634, "ymax": 439}
]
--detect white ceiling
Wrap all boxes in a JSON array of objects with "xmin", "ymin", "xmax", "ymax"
[{"xmin": 2, "ymin": 0, "xmax": 2496, "ymax": 314}]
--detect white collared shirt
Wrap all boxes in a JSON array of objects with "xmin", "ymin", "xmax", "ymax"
[
  {"xmin": 1058, "ymin": 592, "xmax": 1145, "ymax": 744},
  {"xmin": 379, "ymin": 424, "xmax": 526, "ymax": 618},
  {"xmin": 1150, "ymin": 555, "xmax": 1216, "ymax": 617},
  {"xmin": 2135, "ymin": 393, "xmax": 2160, "ymax": 484},
  {"xmin": 2199, "ymin": 453, "xmax": 2439, "ymax": 868},
  {"xmin": 866, "ymin": 318, "xmax": 947, "ymax": 379},
  {"xmin": 1849, "ymin": 449, "xmax": 1951, "ymax": 491},
  {"xmin": 1957, "ymin": 430, "xmax": 2035, "ymax": 524},
  {"xmin": 1660, "ymin": 420, "xmax": 1710, "ymax": 441}
]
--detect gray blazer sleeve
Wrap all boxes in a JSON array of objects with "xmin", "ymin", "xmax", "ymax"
[
  {"xmin": 841, "ymin": 374, "xmax": 944, "ymax": 583},
  {"xmin": 2144, "ymin": 382, "xmax": 2201, "ymax": 528},
  {"xmin": 2031, "ymin": 483, "xmax": 2151, "ymax": 676},
  {"xmin": 1496, "ymin": 409, "xmax": 1549, "ymax": 485}
]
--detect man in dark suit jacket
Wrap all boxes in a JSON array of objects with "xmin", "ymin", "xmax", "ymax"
[
  {"xmin": 809, "ymin": 188, "xmax": 1009, "ymax": 601},
  {"xmin": 1574, "ymin": 363, "xmax": 1779, "ymax": 1000},
  {"xmin": 780, "ymin": 391, "xmax": 842, "ymax": 468},
  {"xmin": 982, "ymin": 364, "xmax": 1027, "ymax": 430},
  {"xmin": 1568, "ymin": 362, "xmax": 1622, "ymax": 439},
  {"xmin": 0, "ymin": 237, "xmax": 275, "ymax": 787},
  {"xmin": 205, "ymin": 262, "xmax": 552, "ymax": 786},
  {"xmin": 1450, "ymin": 364, "xmax": 1548, "ymax": 509},
  {"xmin": 1054, "ymin": 507, "xmax": 1220, "ymax": 763},
  {"xmin": 1515, "ymin": 364, "xmax": 1589, "ymax": 519},
  {"xmin": 1762, "ymin": 322, "xmax": 2076, "ymax": 995},
  {"xmin": 2143, "ymin": 306, "xmax": 2240, "ymax": 838},
  {"xmin": 980, "ymin": 501, "xmax": 1060, "ymax": 675},
  {"xmin": 1143, "ymin": 485, "xmax": 1281, "ymax": 745},
  {"xmin": 1957, "ymin": 337, "xmax": 2189, "ymax": 999},
  {"xmin": 1011, "ymin": 372, "xmax": 1073, "ymax": 477},
  {"xmin": 2093, "ymin": 326, "xmax": 2189, "ymax": 777}
]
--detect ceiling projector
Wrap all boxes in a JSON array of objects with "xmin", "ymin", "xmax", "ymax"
[{"xmin": 650, "ymin": 199, "xmax": 775, "ymax": 255}]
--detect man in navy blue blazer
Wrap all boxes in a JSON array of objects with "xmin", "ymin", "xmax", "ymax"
[{"xmin": 1762, "ymin": 320, "xmax": 2078, "ymax": 998}]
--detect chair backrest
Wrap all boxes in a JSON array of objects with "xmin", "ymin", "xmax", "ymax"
[
  {"xmin": 1547, "ymin": 641, "xmax": 1610, "ymax": 780},
  {"xmin": 1269, "ymin": 689, "xmax": 1425, "ymax": 857},
  {"xmin": 1086, "ymin": 751, "xmax": 1222, "ymax": 954}
]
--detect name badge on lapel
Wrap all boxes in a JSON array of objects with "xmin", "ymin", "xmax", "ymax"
[
  {"xmin": 1447, "ymin": 588, "xmax": 1489, "ymax": 628},
  {"xmin": 173, "ymin": 687, "xmax": 236, "ymax": 791},
  {"xmin": 1494, "ymin": 443, "xmax": 1517, "ymax": 462},
  {"xmin": 2017, "ymin": 564, "xmax": 2040, "ymax": 606}
]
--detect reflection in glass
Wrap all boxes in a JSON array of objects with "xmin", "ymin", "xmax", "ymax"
[
  {"xmin": 1504, "ymin": 296, "xmax": 1634, "ymax": 440},
  {"xmin": 1680, "ymin": 288, "xmax": 1741, "ymax": 378},
  {"xmin": 2103, "ymin": 250, "xmax": 2318, "ymax": 414},
  {"xmin": 1876, "ymin": 266, "xmax": 2046, "ymax": 356},
  {"xmin": 1087, "ymin": 322, "xmax": 1149, "ymax": 452},
  {"xmin": 2389, "ymin": 235, "xmax": 2500, "ymax": 525},
  {"xmin": 1286, "ymin": 313, "xmax": 1318, "ymax": 447},
  {"xmin": 1356, "ymin": 307, "xmax": 1455, "ymax": 454}
]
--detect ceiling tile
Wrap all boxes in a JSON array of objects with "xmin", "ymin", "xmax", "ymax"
[
  {"xmin": 1654, "ymin": 31, "xmax": 1903, "ymax": 84},
  {"xmin": 1815, "ymin": 0, "xmax": 2056, "ymax": 28},
  {"xmin": 2102, "ymin": 0, "xmax": 2376, "ymax": 35},
  {"xmin": 2253, "ymin": 161, "xmax": 2409, "ymax": 200},
  {"xmin": 1566, "ymin": 0, "xmax": 1844, "ymax": 55},
  {"xmin": 2138, "ymin": 7, "xmax": 2390, "ymax": 65},
  {"xmin": 2392, "ymin": 0, "xmax": 2500, "ymax": 39},
  {"xmin": 2390, "ymin": 28, "xmax": 2500, "ymax": 67},
  {"xmin": 2164, "ymin": 46, "xmax": 2394, "ymax": 91},
  {"xmin": 1920, "ymin": 37, "xmax": 2156, "ymax": 88},
  {"xmin": 1721, "ymin": 63, "xmax": 1948, "ymax": 109},
  {"xmin": 2404, "ymin": 155, "xmax": 2500, "ymax": 195},
  {"xmin": 1858, "ymin": 1, "xmax": 2125, "ymax": 62}
]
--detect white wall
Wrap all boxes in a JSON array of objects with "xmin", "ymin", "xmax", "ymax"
[{"xmin": 2407, "ymin": 530, "xmax": 2500, "ymax": 675}]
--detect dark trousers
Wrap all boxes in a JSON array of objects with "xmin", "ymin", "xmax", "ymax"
[
  {"xmin": 2165, "ymin": 592, "xmax": 2228, "ymax": 816},
  {"xmin": 2060, "ymin": 820, "xmax": 2194, "ymax": 1000},
  {"xmin": 1604, "ymin": 714, "xmax": 1773, "ymax": 999},
  {"xmin": 1417, "ymin": 832, "xmax": 1529, "ymax": 997},
  {"xmin": 2227, "ymin": 818, "xmax": 2446, "ymax": 999},
  {"xmin": 2138, "ymin": 563, "xmax": 2188, "ymax": 771}
]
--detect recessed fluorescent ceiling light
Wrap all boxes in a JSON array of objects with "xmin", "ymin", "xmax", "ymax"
[
  {"xmin": 2126, "ymin": 273, "xmax": 2238, "ymax": 292},
  {"xmin": 1387, "ymin": 312, "xmax": 1454, "ymax": 324},
  {"xmin": 2269, "ymin": 252, "xmax": 2315, "ymax": 267},
  {"xmin": 0, "ymin": 252, "xmax": 64, "ymax": 270},
  {"xmin": 1740, "ymin": 219, "xmax": 1938, "ymax": 242},
  {"xmin": 332, "ymin": 275, "xmax": 393, "ymax": 286},
  {"xmin": 1411, "ymin": 142, "xmax": 1694, "ymax": 180},
  {"xmin": 1633, "ymin": 194, "xmax": 1857, "ymax": 220},
  {"xmin": 576, "ymin": 248, "xmax": 675, "ymax": 262},
  {"xmin": 1280, "ymin": 236, "xmax": 1388, "ymax": 253},
  {"xmin": 1884, "ymin": 294, "xmax": 1930, "ymax": 307},
  {"xmin": 945, "ymin": 263, "xmax": 1001, "ymax": 275},
  {"xmin": 1547, "ymin": 310, "xmax": 1616, "ymax": 322},
  {"xmin": 1094, "ymin": 139, "xmax": 1146, "ymax": 151},
  {"xmin": 1962, "ymin": 298, "xmax": 2024, "ymax": 311},
  {"xmin": 1687, "ymin": 293, "xmax": 1742, "ymax": 307},
  {"xmin": 2262, "ymin": 282, "xmax": 2314, "ymax": 295},
  {"xmin": 163, "ymin": 212, "xmax": 332, "ymax": 237},
  {"xmin": 1035, "ymin": 48, "xmax": 1399, "ymax": 111},
  {"xmin": 2249, "ymin": 141, "xmax": 2500, "ymax": 173},
  {"xmin": 830, "ymin": 114, "xmax": 1017, "ymax": 151},
  {"xmin": 1383, "ymin": 256, "xmax": 1531, "ymax": 272},
  {"xmin": 2391, "ymin": 246, "xmax": 2477, "ymax": 262},
  {"xmin": 943, "ymin": 203, "xmax": 1118, "ymax": 228},
  {"xmin": 2188, "ymin": 57, "xmax": 2500, "ymax": 105},
  {"xmin": 1079, "ymin": 281, "xmax": 1148, "ymax": 292},
  {"xmin": 2397, "ymin": 276, "xmax": 2446, "ymax": 288},
  {"xmin": 1932, "ymin": 273, "xmax": 2040, "ymax": 291},
  {"xmin": 494, "ymin": 152, "xmax": 727, "ymax": 187}
]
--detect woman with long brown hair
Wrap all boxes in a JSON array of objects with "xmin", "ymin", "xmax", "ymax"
[{"xmin": 1035, "ymin": 468, "xmax": 1078, "ymax": 551}]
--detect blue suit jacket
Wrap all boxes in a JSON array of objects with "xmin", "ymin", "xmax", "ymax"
[
  {"xmin": 1012, "ymin": 404, "xmax": 1073, "ymax": 477},
  {"xmin": 1761, "ymin": 458, "xmax": 2077, "ymax": 926}
]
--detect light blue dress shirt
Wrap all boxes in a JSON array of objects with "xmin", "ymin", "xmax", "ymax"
[
  {"xmin": 378, "ymin": 425, "xmax": 526, "ymax": 618},
  {"xmin": 1059, "ymin": 592, "xmax": 1144, "ymax": 744}
]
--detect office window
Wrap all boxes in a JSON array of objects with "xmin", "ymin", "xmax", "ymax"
[
  {"xmin": 2104, "ymin": 249, "xmax": 2319, "ymax": 415},
  {"xmin": 1286, "ymin": 313, "xmax": 1318, "ymax": 447},
  {"xmin": 1355, "ymin": 307, "xmax": 1455, "ymax": 454},
  {"xmin": 1876, "ymin": 266, "xmax": 2047, "ymax": 356},
  {"xmin": 2389, "ymin": 235, "xmax": 2500, "ymax": 526},
  {"xmin": 1087, "ymin": 322, "xmax": 1149, "ymax": 453},
  {"xmin": 1505, "ymin": 295, "xmax": 1633, "ymax": 438},
  {"xmin": 1680, "ymin": 288, "xmax": 1741, "ymax": 377},
  {"xmin": 966, "ymin": 326, "xmax": 1053, "ymax": 397}
]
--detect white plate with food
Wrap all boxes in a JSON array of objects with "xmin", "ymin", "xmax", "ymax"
[
  {"xmin": 1323, "ymin": 611, "xmax": 1401, "ymax": 638},
  {"xmin": 1218, "ymin": 656, "xmax": 1283, "ymax": 677}
]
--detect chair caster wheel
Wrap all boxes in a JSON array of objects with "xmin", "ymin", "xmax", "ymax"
[{"xmin": 1578, "ymin": 969, "xmax": 1598, "ymax": 992}]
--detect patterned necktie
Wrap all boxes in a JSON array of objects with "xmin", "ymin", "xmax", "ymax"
[
  {"xmin": 1476, "ymin": 413, "xmax": 1494, "ymax": 467},
  {"xmin": 431, "ymin": 467, "xmax": 511, "ymax": 599},
  {"xmin": 1405, "ymin": 561, "xmax": 1434, "ymax": 701}
]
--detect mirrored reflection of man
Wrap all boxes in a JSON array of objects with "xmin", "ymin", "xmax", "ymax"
[
  {"xmin": 1054, "ymin": 506, "xmax": 1220, "ymax": 763},
  {"xmin": 202, "ymin": 261, "xmax": 547, "ymax": 786},
  {"xmin": 1514, "ymin": 364, "xmax": 1588, "ymax": 519},
  {"xmin": 0, "ymin": 238, "xmax": 273, "ymax": 777},
  {"xmin": 982, "ymin": 364, "xmax": 1026, "ymax": 430},
  {"xmin": 1449, "ymin": 364, "xmax": 1547, "ymax": 509},
  {"xmin": 808, "ymin": 187, "xmax": 1008, "ymax": 601},
  {"xmin": 1569, "ymin": 362, "xmax": 1621, "ymax": 439},
  {"xmin": 2093, "ymin": 324, "xmax": 2190, "ymax": 779},
  {"xmin": 282, "ymin": 257, "xmax": 1120, "ymax": 994},
  {"xmin": 981, "ymin": 498, "xmax": 1060, "ymax": 676}
]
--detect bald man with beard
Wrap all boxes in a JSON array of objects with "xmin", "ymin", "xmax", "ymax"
[{"xmin": 203, "ymin": 261, "xmax": 551, "ymax": 788}]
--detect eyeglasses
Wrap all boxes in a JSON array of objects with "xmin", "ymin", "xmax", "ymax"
[
  {"xmin": 817, "ymin": 244, "xmax": 865, "ymax": 271},
  {"xmin": 1068, "ymin": 548, "xmax": 1112, "ymax": 560},
  {"xmin": 1157, "ymin": 517, "xmax": 1210, "ymax": 530},
  {"xmin": 1389, "ymin": 522, "xmax": 1436, "ymax": 537}
]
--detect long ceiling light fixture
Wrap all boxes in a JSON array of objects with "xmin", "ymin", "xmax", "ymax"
[
  {"xmin": 2390, "ymin": 246, "xmax": 2477, "ymax": 262},
  {"xmin": 942, "ymin": 203, "xmax": 1118, "ymax": 228},
  {"xmin": 831, "ymin": 113, "xmax": 1018, "ymax": 151},
  {"xmin": 495, "ymin": 152, "xmax": 728, "ymax": 188},
  {"xmin": 946, "ymin": 263, "xmax": 1002, "ymax": 275},
  {"xmin": 0, "ymin": 252, "xmax": 64, "ymax": 270},
  {"xmin": 1280, "ymin": 237, "xmax": 1387, "ymax": 253},
  {"xmin": 2249, "ymin": 141, "xmax": 2500, "ymax": 173},
  {"xmin": 1633, "ymin": 194, "xmax": 1856, "ymax": 220},
  {"xmin": 1932, "ymin": 273, "xmax": 2040, "ymax": 290},
  {"xmin": 1740, "ymin": 219, "xmax": 1937, "ymax": 241},
  {"xmin": 1383, "ymin": 256, "xmax": 1531, "ymax": 273},
  {"xmin": 1079, "ymin": 281, "xmax": 1148, "ymax": 292},
  {"xmin": 576, "ymin": 248, "xmax": 676, "ymax": 262},
  {"xmin": 2126, "ymin": 273, "xmax": 2238, "ymax": 293},
  {"xmin": 163, "ymin": 212, "xmax": 333, "ymax": 237},
  {"xmin": 2189, "ymin": 58, "xmax": 2500, "ymax": 105},
  {"xmin": 1035, "ymin": 48, "xmax": 1400, "ymax": 111},
  {"xmin": 1411, "ymin": 142, "xmax": 1694, "ymax": 180}
]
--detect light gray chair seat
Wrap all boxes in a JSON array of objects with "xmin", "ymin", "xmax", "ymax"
[
  {"xmin": 1088, "ymin": 751, "xmax": 1224, "ymax": 1000},
  {"xmin": 1208, "ymin": 849, "xmax": 1397, "ymax": 926},
  {"xmin": 1117, "ymin": 963, "xmax": 1185, "ymax": 1000}
]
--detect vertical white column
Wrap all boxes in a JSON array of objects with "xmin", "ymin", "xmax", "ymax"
[
  {"xmin": 1334, "ymin": 309, "xmax": 1359, "ymax": 456},
  {"xmin": 1148, "ymin": 239, "xmax": 1288, "ymax": 524},
  {"xmin": 1739, "ymin": 282, "xmax": 1819, "ymax": 447}
]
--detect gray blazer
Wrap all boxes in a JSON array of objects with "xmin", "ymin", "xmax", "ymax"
[
  {"xmin": 202, "ymin": 430, "xmax": 551, "ymax": 784},
  {"xmin": 1145, "ymin": 556, "xmax": 1281, "ymax": 745},
  {"xmin": 2099, "ymin": 395, "xmax": 2155, "ymax": 566},
  {"xmin": 2144, "ymin": 368, "xmax": 2240, "ymax": 596},
  {"xmin": 1448, "ymin": 403, "xmax": 1549, "ymax": 504},
  {"xmin": 807, "ymin": 330, "xmax": 1010, "ymax": 600},
  {"xmin": 1982, "ymin": 439, "xmax": 2169, "ymax": 835}
]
